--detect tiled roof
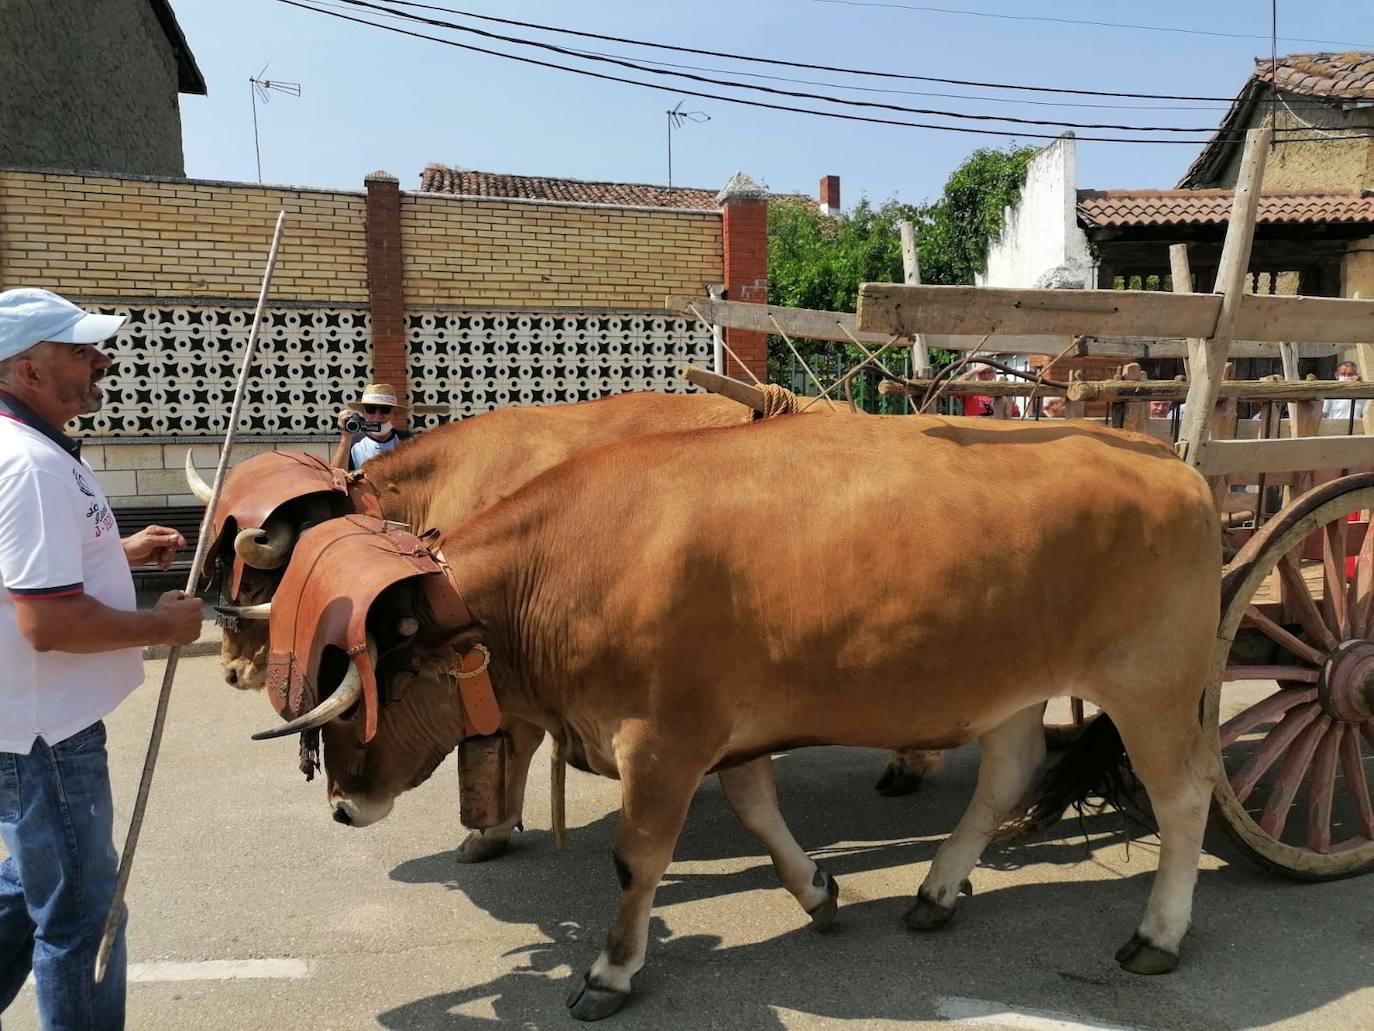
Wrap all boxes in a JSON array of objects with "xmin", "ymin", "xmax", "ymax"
[
  {"xmin": 1179, "ymin": 51, "xmax": 1374, "ymax": 188},
  {"xmin": 1077, "ymin": 188, "xmax": 1374, "ymax": 228},
  {"xmin": 1254, "ymin": 52, "xmax": 1374, "ymax": 99},
  {"xmin": 417, "ymin": 165, "xmax": 816, "ymax": 209},
  {"xmin": 418, "ymin": 165, "xmax": 720, "ymax": 209}
]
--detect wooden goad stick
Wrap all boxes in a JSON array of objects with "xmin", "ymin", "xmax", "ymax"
[{"xmin": 94, "ymin": 211, "xmax": 289, "ymax": 983}]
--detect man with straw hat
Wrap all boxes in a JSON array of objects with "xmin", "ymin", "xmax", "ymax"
[
  {"xmin": 0, "ymin": 287, "xmax": 202, "ymax": 1027},
  {"xmin": 331, "ymin": 382, "xmax": 414, "ymax": 471}
]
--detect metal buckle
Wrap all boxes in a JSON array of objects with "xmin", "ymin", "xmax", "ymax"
[{"xmin": 454, "ymin": 643, "xmax": 490, "ymax": 680}]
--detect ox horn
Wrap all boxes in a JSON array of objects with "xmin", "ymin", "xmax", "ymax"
[
  {"xmin": 250, "ymin": 637, "xmax": 375, "ymax": 741},
  {"xmin": 213, "ymin": 602, "xmax": 271, "ymax": 620},
  {"xmin": 234, "ymin": 521, "xmax": 295, "ymax": 570},
  {"xmin": 184, "ymin": 450, "xmax": 212, "ymax": 504}
]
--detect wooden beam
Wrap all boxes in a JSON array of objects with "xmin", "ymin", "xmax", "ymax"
[
  {"xmin": 1069, "ymin": 380, "xmax": 1374, "ymax": 402},
  {"xmin": 680, "ymin": 365, "xmax": 766, "ymax": 413},
  {"xmin": 667, "ymin": 295, "xmax": 891, "ymax": 347},
  {"xmin": 854, "ymin": 283, "xmax": 1374, "ymax": 345},
  {"xmin": 1200, "ymin": 436, "xmax": 1374, "ymax": 476},
  {"xmin": 1180, "ymin": 126, "xmax": 1271, "ymax": 469}
]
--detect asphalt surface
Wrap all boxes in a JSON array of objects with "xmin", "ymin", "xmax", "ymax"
[{"xmin": 4, "ymin": 656, "xmax": 1373, "ymax": 1030}]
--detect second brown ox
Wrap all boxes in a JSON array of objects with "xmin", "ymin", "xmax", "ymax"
[{"xmin": 252, "ymin": 412, "xmax": 1221, "ymax": 1020}]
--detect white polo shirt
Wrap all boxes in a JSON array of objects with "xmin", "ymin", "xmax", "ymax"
[{"xmin": 0, "ymin": 405, "xmax": 143, "ymax": 753}]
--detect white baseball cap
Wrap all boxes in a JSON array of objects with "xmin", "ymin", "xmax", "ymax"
[{"xmin": 0, "ymin": 288, "xmax": 126, "ymax": 362}]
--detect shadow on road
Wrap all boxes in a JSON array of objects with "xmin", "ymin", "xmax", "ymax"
[{"xmin": 380, "ymin": 746, "xmax": 1368, "ymax": 1030}]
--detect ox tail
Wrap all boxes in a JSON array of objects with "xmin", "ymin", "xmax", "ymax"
[
  {"xmin": 999, "ymin": 715, "xmax": 1155, "ymax": 841},
  {"xmin": 550, "ymin": 750, "xmax": 567, "ymax": 848}
]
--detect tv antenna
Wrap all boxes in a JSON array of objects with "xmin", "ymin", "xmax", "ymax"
[
  {"xmin": 666, "ymin": 101, "xmax": 709, "ymax": 188},
  {"xmin": 249, "ymin": 64, "xmax": 302, "ymax": 183}
]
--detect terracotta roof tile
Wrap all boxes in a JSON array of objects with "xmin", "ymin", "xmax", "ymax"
[
  {"xmin": 417, "ymin": 165, "xmax": 815, "ymax": 209},
  {"xmin": 1254, "ymin": 52, "xmax": 1374, "ymax": 99},
  {"xmin": 1076, "ymin": 188, "xmax": 1374, "ymax": 228}
]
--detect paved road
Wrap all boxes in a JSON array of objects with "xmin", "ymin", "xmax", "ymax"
[{"xmin": 5, "ymin": 657, "xmax": 1373, "ymax": 1030}]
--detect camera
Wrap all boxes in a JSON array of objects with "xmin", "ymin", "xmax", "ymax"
[{"xmin": 344, "ymin": 415, "xmax": 379, "ymax": 434}]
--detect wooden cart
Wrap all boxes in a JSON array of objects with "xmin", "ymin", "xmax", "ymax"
[{"xmin": 847, "ymin": 126, "xmax": 1374, "ymax": 881}]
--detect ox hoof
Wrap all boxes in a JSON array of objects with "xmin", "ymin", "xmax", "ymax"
[
  {"xmin": 806, "ymin": 868, "xmax": 840, "ymax": 932},
  {"xmin": 455, "ymin": 831, "xmax": 510, "ymax": 864},
  {"xmin": 874, "ymin": 762, "xmax": 924, "ymax": 798},
  {"xmin": 1115, "ymin": 933, "xmax": 1179, "ymax": 976},
  {"xmin": 567, "ymin": 974, "xmax": 630, "ymax": 1021},
  {"xmin": 903, "ymin": 880, "xmax": 970, "ymax": 932}
]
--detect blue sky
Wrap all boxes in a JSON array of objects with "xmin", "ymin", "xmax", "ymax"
[{"xmin": 174, "ymin": 1, "xmax": 1365, "ymax": 207}]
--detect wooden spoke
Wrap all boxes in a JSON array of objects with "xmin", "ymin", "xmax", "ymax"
[
  {"xmin": 1349, "ymin": 519, "xmax": 1374, "ymax": 637},
  {"xmin": 1339, "ymin": 727, "xmax": 1374, "ymax": 841},
  {"xmin": 1222, "ymin": 665, "xmax": 1319, "ymax": 684},
  {"xmin": 1306, "ymin": 724, "xmax": 1345, "ymax": 853},
  {"xmin": 1240, "ymin": 605, "xmax": 1328, "ymax": 667},
  {"xmin": 1221, "ymin": 687, "xmax": 1318, "ymax": 748},
  {"xmin": 1258, "ymin": 714, "xmax": 1331, "ymax": 840},
  {"xmin": 1277, "ymin": 553, "xmax": 1339, "ymax": 651},
  {"xmin": 1230, "ymin": 701, "xmax": 1323, "ymax": 803},
  {"xmin": 1322, "ymin": 520, "xmax": 1350, "ymax": 638}
]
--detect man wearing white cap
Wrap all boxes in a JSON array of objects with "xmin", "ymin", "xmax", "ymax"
[
  {"xmin": 330, "ymin": 381, "xmax": 413, "ymax": 471},
  {"xmin": 0, "ymin": 288, "xmax": 203, "ymax": 1028}
]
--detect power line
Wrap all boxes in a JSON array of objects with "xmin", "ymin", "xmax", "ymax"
[
  {"xmin": 365, "ymin": 0, "xmax": 1245, "ymax": 102},
  {"xmin": 325, "ymin": 0, "xmax": 1237, "ymax": 134},
  {"xmin": 811, "ymin": 0, "xmax": 1374, "ymax": 51},
  {"xmin": 280, "ymin": 1, "xmax": 1374, "ymax": 144}
]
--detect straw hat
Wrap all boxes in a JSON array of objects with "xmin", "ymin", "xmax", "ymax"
[{"xmin": 344, "ymin": 383, "xmax": 406, "ymax": 413}]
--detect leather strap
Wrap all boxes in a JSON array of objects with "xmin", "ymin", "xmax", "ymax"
[{"xmin": 430, "ymin": 550, "xmax": 502, "ymax": 739}]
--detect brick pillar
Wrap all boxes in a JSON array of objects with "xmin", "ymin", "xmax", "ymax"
[
  {"xmin": 364, "ymin": 171, "xmax": 408, "ymax": 426},
  {"xmin": 818, "ymin": 174, "xmax": 841, "ymax": 216},
  {"xmin": 716, "ymin": 172, "xmax": 770, "ymax": 383}
]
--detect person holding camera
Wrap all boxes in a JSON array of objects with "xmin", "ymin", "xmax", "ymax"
[{"xmin": 331, "ymin": 383, "xmax": 413, "ymax": 471}]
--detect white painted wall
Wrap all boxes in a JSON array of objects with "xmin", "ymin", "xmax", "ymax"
[{"xmin": 978, "ymin": 133, "xmax": 1094, "ymax": 289}]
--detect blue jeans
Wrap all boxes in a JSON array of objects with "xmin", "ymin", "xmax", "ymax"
[{"xmin": 0, "ymin": 721, "xmax": 125, "ymax": 1030}]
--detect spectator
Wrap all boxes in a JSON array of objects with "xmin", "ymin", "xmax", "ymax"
[
  {"xmin": 1321, "ymin": 362, "xmax": 1366, "ymax": 423},
  {"xmin": 331, "ymin": 382, "xmax": 415, "ymax": 470},
  {"xmin": 960, "ymin": 362, "xmax": 1020, "ymax": 418},
  {"xmin": 1040, "ymin": 397, "xmax": 1066, "ymax": 418}
]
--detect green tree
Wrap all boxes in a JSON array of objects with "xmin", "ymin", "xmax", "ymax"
[{"xmin": 765, "ymin": 145, "xmax": 1037, "ymax": 399}]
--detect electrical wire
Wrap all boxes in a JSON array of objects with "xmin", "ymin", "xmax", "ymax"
[
  {"xmin": 282, "ymin": 1, "xmax": 1374, "ymax": 144},
  {"xmin": 318, "ymin": 0, "xmax": 1359, "ymax": 138},
  {"xmin": 363, "ymin": 0, "xmax": 1246, "ymax": 101},
  {"xmin": 811, "ymin": 0, "xmax": 1373, "ymax": 51}
]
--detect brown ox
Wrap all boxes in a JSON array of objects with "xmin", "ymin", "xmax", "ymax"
[
  {"xmin": 193, "ymin": 391, "xmax": 943, "ymax": 859},
  {"xmin": 256, "ymin": 413, "xmax": 1220, "ymax": 1019}
]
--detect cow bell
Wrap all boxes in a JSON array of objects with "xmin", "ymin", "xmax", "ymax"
[{"xmin": 458, "ymin": 734, "xmax": 507, "ymax": 830}]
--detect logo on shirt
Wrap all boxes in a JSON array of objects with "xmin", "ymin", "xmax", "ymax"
[{"xmin": 74, "ymin": 468, "xmax": 116, "ymax": 537}]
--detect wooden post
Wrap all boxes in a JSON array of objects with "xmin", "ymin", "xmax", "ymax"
[
  {"xmin": 1168, "ymin": 243, "xmax": 1203, "ymax": 382},
  {"xmin": 1065, "ymin": 369, "xmax": 1086, "ymax": 419},
  {"xmin": 1176, "ymin": 126, "xmax": 1273, "ymax": 467},
  {"xmin": 1119, "ymin": 362, "xmax": 1149, "ymax": 433},
  {"xmin": 899, "ymin": 220, "xmax": 931, "ymax": 377}
]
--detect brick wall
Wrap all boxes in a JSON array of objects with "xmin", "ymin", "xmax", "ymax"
[
  {"xmin": 0, "ymin": 170, "xmax": 369, "ymax": 301},
  {"xmin": 399, "ymin": 194, "xmax": 722, "ymax": 308},
  {"xmin": 720, "ymin": 193, "xmax": 769, "ymax": 381}
]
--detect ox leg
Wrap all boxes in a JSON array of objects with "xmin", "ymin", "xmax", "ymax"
[
  {"xmin": 568, "ymin": 744, "xmax": 702, "ymax": 1021},
  {"xmin": 908, "ymin": 704, "xmax": 1046, "ymax": 931},
  {"xmin": 717, "ymin": 757, "xmax": 839, "ymax": 929},
  {"xmin": 1109, "ymin": 707, "xmax": 1214, "ymax": 974},
  {"xmin": 874, "ymin": 747, "xmax": 945, "ymax": 797},
  {"xmin": 455, "ymin": 717, "xmax": 544, "ymax": 864}
]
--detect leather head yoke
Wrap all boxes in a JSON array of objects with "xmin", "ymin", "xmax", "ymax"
[
  {"xmin": 203, "ymin": 451, "xmax": 382, "ymax": 597},
  {"xmin": 265, "ymin": 515, "xmax": 441, "ymax": 743}
]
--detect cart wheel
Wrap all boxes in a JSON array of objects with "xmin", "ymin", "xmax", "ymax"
[{"xmin": 1212, "ymin": 472, "xmax": 1374, "ymax": 881}]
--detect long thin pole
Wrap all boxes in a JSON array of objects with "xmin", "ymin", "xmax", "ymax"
[
  {"xmin": 666, "ymin": 112, "xmax": 673, "ymax": 187},
  {"xmin": 94, "ymin": 211, "xmax": 288, "ymax": 984},
  {"xmin": 251, "ymin": 81, "xmax": 263, "ymax": 184}
]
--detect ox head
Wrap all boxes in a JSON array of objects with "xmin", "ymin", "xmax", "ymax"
[
  {"xmin": 250, "ymin": 515, "xmax": 498, "ymax": 828},
  {"xmin": 190, "ymin": 451, "xmax": 372, "ymax": 691}
]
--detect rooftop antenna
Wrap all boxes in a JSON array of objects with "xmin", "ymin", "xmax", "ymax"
[
  {"xmin": 249, "ymin": 64, "xmax": 302, "ymax": 184},
  {"xmin": 666, "ymin": 101, "xmax": 709, "ymax": 188}
]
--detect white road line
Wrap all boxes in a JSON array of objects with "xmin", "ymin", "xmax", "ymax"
[
  {"xmin": 26, "ymin": 958, "xmax": 309, "ymax": 988},
  {"xmin": 935, "ymin": 996, "xmax": 1146, "ymax": 1031}
]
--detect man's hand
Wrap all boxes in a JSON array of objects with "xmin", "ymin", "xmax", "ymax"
[
  {"xmin": 152, "ymin": 590, "xmax": 203, "ymax": 646},
  {"xmin": 123, "ymin": 525, "xmax": 186, "ymax": 569},
  {"xmin": 337, "ymin": 408, "xmax": 359, "ymax": 434}
]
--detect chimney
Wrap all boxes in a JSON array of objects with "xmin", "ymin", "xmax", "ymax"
[{"xmin": 819, "ymin": 175, "xmax": 841, "ymax": 216}]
